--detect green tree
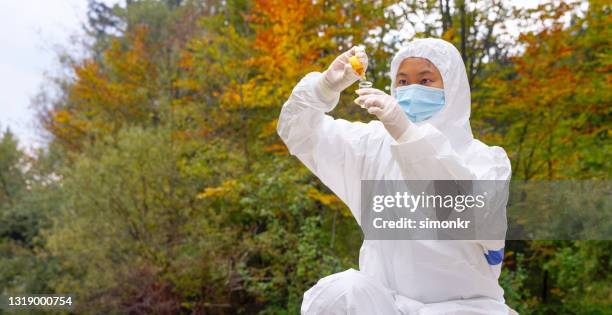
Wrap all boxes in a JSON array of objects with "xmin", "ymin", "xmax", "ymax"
[{"xmin": 0, "ymin": 129, "xmax": 63, "ymax": 295}]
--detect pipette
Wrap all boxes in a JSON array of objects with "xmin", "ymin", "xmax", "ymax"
[
  {"xmin": 348, "ymin": 47, "xmax": 373, "ymax": 108},
  {"xmin": 348, "ymin": 50, "xmax": 372, "ymax": 86}
]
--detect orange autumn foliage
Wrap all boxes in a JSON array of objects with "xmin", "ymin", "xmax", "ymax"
[{"xmin": 45, "ymin": 26, "xmax": 158, "ymax": 150}]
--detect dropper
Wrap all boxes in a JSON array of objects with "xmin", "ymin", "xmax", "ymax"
[
  {"xmin": 355, "ymin": 46, "xmax": 373, "ymax": 89},
  {"xmin": 348, "ymin": 46, "xmax": 373, "ymax": 107}
]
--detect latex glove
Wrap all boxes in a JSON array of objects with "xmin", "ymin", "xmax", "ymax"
[
  {"xmin": 355, "ymin": 88, "xmax": 412, "ymax": 140},
  {"xmin": 320, "ymin": 46, "xmax": 368, "ymax": 94}
]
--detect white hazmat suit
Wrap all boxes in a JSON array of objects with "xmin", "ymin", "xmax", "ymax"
[{"xmin": 277, "ymin": 38, "xmax": 513, "ymax": 314}]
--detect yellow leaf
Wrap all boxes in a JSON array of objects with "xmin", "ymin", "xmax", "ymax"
[{"xmin": 197, "ymin": 180, "xmax": 238, "ymax": 199}]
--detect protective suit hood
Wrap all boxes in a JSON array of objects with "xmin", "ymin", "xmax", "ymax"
[{"xmin": 389, "ymin": 38, "xmax": 473, "ymax": 153}]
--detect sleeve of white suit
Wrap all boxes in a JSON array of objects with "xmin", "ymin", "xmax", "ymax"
[
  {"xmin": 390, "ymin": 123, "xmax": 510, "ymax": 181},
  {"xmin": 277, "ymin": 72, "xmax": 387, "ymax": 224}
]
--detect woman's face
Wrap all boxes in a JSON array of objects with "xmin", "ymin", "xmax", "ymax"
[{"xmin": 395, "ymin": 57, "xmax": 444, "ymax": 89}]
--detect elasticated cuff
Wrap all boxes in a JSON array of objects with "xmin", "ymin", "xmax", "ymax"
[
  {"xmin": 390, "ymin": 123, "xmax": 451, "ymax": 163},
  {"xmin": 395, "ymin": 122, "xmax": 422, "ymax": 143},
  {"xmin": 315, "ymin": 72, "xmax": 341, "ymax": 104}
]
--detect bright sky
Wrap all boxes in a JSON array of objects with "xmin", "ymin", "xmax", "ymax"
[
  {"xmin": 0, "ymin": 0, "xmax": 549, "ymax": 151},
  {"xmin": 0, "ymin": 0, "xmax": 120, "ymax": 150}
]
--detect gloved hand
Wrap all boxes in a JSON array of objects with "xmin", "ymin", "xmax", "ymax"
[
  {"xmin": 355, "ymin": 88, "xmax": 412, "ymax": 140},
  {"xmin": 320, "ymin": 47, "xmax": 368, "ymax": 94}
]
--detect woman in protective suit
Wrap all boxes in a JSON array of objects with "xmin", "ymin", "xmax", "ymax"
[{"xmin": 277, "ymin": 38, "xmax": 514, "ymax": 315}]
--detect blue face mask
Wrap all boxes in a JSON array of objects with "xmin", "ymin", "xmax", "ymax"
[{"xmin": 394, "ymin": 84, "xmax": 445, "ymax": 122}]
